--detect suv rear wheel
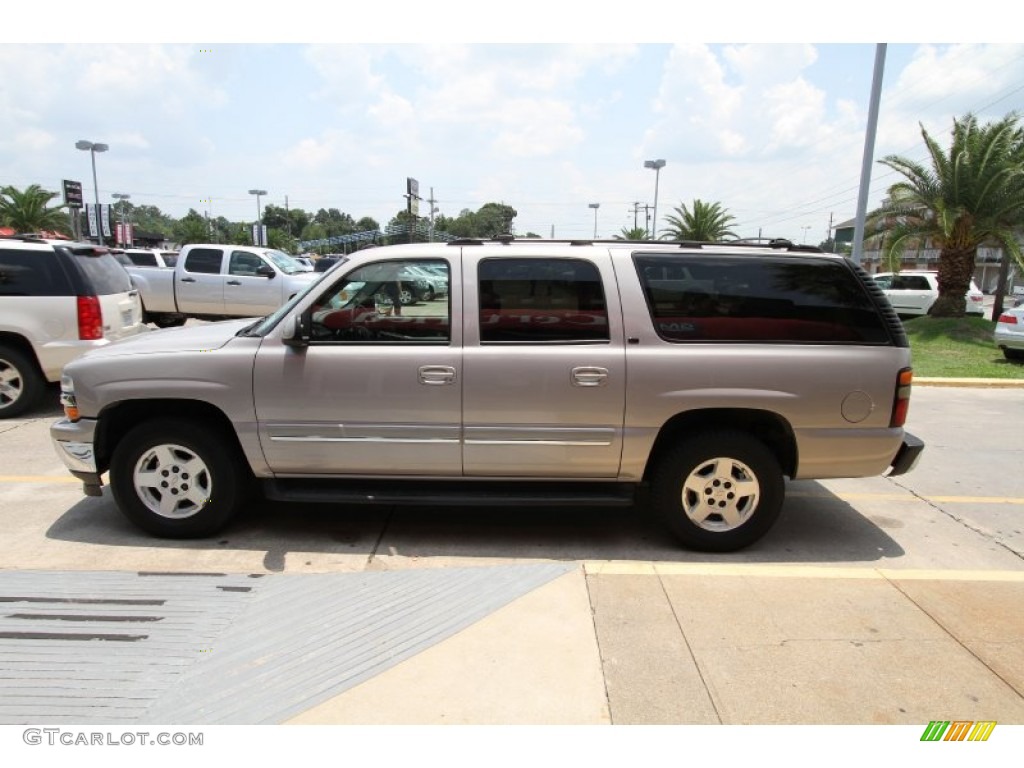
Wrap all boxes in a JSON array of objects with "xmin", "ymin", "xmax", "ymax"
[
  {"xmin": 110, "ymin": 419, "xmax": 246, "ymax": 538},
  {"xmin": 0, "ymin": 344, "xmax": 45, "ymax": 418},
  {"xmin": 651, "ymin": 430, "xmax": 784, "ymax": 552}
]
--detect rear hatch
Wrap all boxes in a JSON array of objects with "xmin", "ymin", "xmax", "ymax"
[{"xmin": 66, "ymin": 246, "xmax": 147, "ymax": 340}]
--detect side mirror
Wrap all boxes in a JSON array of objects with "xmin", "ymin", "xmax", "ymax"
[
  {"xmin": 281, "ymin": 312, "xmax": 310, "ymax": 349},
  {"xmin": 256, "ymin": 264, "xmax": 276, "ymax": 278}
]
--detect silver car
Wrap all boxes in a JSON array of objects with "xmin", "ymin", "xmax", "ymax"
[{"xmin": 52, "ymin": 238, "xmax": 923, "ymax": 551}]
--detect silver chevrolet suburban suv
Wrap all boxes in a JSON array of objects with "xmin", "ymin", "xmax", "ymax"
[{"xmin": 51, "ymin": 237, "xmax": 923, "ymax": 551}]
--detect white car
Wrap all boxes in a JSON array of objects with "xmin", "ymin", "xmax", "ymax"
[
  {"xmin": 0, "ymin": 235, "xmax": 147, "ymax": 417},
  {"xmin": 994, "ymin": 305, "xmax": 1024, "ymax": 361},
  {"xmin": 872, "ymin": 270, "xmax": 985, "ymax": 317}
]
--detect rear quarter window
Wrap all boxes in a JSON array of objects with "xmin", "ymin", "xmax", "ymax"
[
  {"xmin": 128, "ymin": 251, "xmax": 158, "ymax": 267},
  {"xmin": 0, "ymin": 249, "xmax": 73, "ymax": 296},
  {"xmin": 635, "ymin": 254, "xmax": 890, "ymax": 344}
]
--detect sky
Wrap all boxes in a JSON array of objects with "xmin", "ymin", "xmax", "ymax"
[{"xmin": 2, "ymin": 2, "xmax": 1023, "ymax": 246}]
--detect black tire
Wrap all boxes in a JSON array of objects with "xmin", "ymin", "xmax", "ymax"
[
  {"xmin": 153, "ymin": 315, "xmax": 187, "ymax": 329},
  {"xmin": 399, "ymin": 287, "xmax": 416, "ymax": 305},
  {"xmin": 109, "ymin": 419, "xmax": 247, "ymax": 538},
  {"xmin": 0, "ymin": 344, "xmax": 46, "ymax": 419},
  {"xmin": 1003, "ymin": 348, "xmax": 1024, "ymax": 362},
  {"xmin": 650, "ymin": 430, "xmax": 784, "ymax": 552},
  {"xmin": 423, "ymin": 286, "xmax": 436, "ymax": 301}
]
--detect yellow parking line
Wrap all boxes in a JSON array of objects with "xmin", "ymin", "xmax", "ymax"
[
  {"xmin": 0, "ymin": 475, "xmax": 81, "ymax": 483},
  {"xmin": 789, "ymin": 491, "xmax": 1024, "ymax": 505}
]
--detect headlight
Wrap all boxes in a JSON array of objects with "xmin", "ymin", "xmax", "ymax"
[{"xmin": 60, "ymin": 374, "xmax": 80, "ymax": 422}]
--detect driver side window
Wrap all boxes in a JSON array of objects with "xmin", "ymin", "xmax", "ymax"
[{"xmin": 310, "ymin": 258, "xmax": 451, "ymax": 344}]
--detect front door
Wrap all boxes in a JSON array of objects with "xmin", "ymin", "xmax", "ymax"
[{"xmin": 253, "ymin": 255, "xmax": 462, "ymax": 476}]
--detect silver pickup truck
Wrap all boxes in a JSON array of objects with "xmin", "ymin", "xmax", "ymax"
[
  {"xmin": 51, "ymin": 237, "xmax": 924, "ymax": 551},
  {"xmin": 126, "ymin": 243, "xmax": 319, "ymax": 327}
]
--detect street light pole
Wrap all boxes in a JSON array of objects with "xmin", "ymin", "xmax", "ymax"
[
  {"xmin": 75, "ymin": 140, "xmax": 109, "ymax": 243},
  {"xmin": 801, "ymin": 225, "xmax": 812, "ymax": 244},
  {"xmin": 248, "ymin": 189, "xmax": 267, "ymax": 246},
  {"xmin": 643, "ymin": 159, "xmax": 666, "ymax": 240},
  {"xmin": 588, "ymin": 203, "xmax": 600, "ymax": 238},
  {"xmin": 112, "ymin": 193, "xmax": 130, "ymax": 246}
]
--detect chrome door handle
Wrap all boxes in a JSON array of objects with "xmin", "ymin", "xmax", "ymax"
[
  {"xmin": 419, "ymin": 365, "xmax": 456, "ymax": 385},
  {"xmin": 572, "ymin": 366, "xmax": 608, "ymax": 387},
  {"xmin": 227, "ymin": 280, "xmax": 241, "ymax": 285},
  {"xmin": 180, "ymin": 277, "xmax": 196, "ymax": 283}
]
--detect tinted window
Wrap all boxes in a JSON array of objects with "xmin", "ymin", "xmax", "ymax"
[
  {"xmin": 0, "ymin": 249, "xmax": 72, "ymax": 296},
  {"xmin": 478, "ymin": 257, "xmax": 608, "ymax": 343},
  {"xmin": 309, "ymin": 258, "xmax": 450, "ymax": 344},
  {"xmin": 635, "ymin": 254, "xmax": 888, "ymax": 344},
  {"xmin": 184, "ymin": 248, "xmax": 223, "ymax": 274},
  {"xmin": 128, "ymin": 251, "xmax": 158, "ymax": 267},
  {"xmin": 161, "ymin": 252, "xmax": 179, "ymax": 267},
  {"xmin": 70, "ymin": 250, "xmax": 134, "ymax": 295}
]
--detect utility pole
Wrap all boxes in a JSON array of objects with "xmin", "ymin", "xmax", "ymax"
[
  {"xmin": 630, "ymin": 202, "xmax": 643, "ymax": 231},
  {"xmin": 427, "ymin": 187, "xmax": 438, "ymax": 242}
]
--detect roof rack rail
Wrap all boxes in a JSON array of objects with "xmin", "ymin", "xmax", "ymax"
[
  {"xmin": 0, "ymin": 233, "xmax": 49, "ymax": 243},
  {"xmin": 446, "ymin": 235, "xmax": 825, "ymax": 253}
]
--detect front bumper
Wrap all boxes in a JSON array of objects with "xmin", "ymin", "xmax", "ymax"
[
  {"xmin": 51, "ymin": 417, "xmax": 103, "ymax": 495},
  {"xmin": 887, "ymin": 432, "xmax": 925, "ymax": 476}
]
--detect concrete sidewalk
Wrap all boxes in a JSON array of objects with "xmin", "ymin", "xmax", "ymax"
[{"xmin": 288, "ymin": 563, "xmax": 1024, "ymax": 725}]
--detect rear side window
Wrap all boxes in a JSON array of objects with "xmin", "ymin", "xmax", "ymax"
[
  {"xmin": 68, "ymin": 250, "xmax": 133, "ymax": 295},
  {"xmin": 478, "ymin": 257, "xmax": 609, "ymax": 343},
  {"xmin": 128, "ymin": 250, "xmax": 158, "ymax": 267},
  {"xmin": 161, "ymin": 252, "xmax": 179, "ymax": 267},
  {"xmin": 0, "ymin": 249, "xmax": 73, "ymax": 296},
  {"xmin": 184, "ymin": 248, "xmax": 223, "ymax": 274},
  {"xmin": 635, "ymin": 254, "xmax": 889, "ymax": 344}
]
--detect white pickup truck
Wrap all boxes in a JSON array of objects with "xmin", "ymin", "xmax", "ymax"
[{"xmin": 126, "ymin": 244, "xmax": 320, "ymax": 327}]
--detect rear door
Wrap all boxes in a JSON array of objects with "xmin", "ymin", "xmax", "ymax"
[
  {"xmin": 461, "ymin": 248, "xmax": 626, "ymax": 477},
  {"xmin": 176, "ymin": 247, "xmax": 226, "ymax": 314}
]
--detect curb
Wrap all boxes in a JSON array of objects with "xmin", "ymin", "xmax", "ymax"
[{"xmin": 915, "ymin": 377, "xmax": 1024, "ymax": 388}]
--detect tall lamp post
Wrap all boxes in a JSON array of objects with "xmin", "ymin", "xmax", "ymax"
[
  {"xmin": 75, "ymin": 140, "xmax": 109, "ymax": 243},
  {"xmin": 248, "ymin": 189, "xmax": 267, "ymax": 246},
  {"xmin": 588, "ymin": 203, "xmax": 600, "ymax": 238},
  {"xmin": 112, "ymin": 193, "xmax": 130, "ymax": 246},
  {"xmin": 643, "ymin": 159, "xmax": 666, "ymax": 240},
  {"xmin": 801, "ymin": 225, "xmax": 811, "ymax": 244}
]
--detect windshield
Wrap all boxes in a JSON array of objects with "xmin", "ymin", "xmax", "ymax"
[{"xmin": 261, "ymin": 249, "xmax": 307, "ymax": 275}]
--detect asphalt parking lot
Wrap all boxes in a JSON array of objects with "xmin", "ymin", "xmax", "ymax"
[{"xmin": 0, "ymin": 383, "xmax": 1022, "ymax": 727}]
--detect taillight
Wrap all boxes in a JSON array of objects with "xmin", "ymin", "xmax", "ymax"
[
  {"xmin": 890, "ymin": 367, "xmax": 913, "ymax": 428},
  {"xmin": 77, "ymin": 296, "xmax": 103, "ymax": 340},
  {"xmin": 998, "ymin": 313, "xmax": 1018, "ymax": 324}
]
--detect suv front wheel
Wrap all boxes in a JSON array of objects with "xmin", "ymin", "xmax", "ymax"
[
  {"xmin": 651, "ymin": 430, "xmax": 784, "ymax": 552},
  {"xmin": 110, "ymin": 419, "xmax": 246, "ymax": 538}
]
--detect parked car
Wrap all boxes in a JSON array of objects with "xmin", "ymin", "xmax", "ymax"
[
  {"xmin": 123, "ymin": 244, "xmax": 320, "ymax": 327},
  {"xmin": 872, "ymin": 270, "xmax": 985, "ymax": 317},
  {"xmin": 403, "ymin": 263, "xmax": 449, "ymax": 299},
  {"xmin": 52, "ymin": 237, "xmax": 923, "ymax": 551},
  {"xmin": 994, "ymin": 305, "xmax": 1024, "ymax": 361},
  {"xmin": 314, "ymin": 255, "xmax": 346, "ymax": 273},
  {"xmin": 0, "ymin": 235, "xmax": 146, "ymax": 418},
  {"xmin": 125, "ymin": 248, "xmax": 179, "ymax": 269}
]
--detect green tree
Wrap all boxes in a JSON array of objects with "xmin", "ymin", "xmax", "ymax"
[
  {"xmin": 475, "ymin": 203, "xmax": 517, "ymax": 237},
  {"xmin": 614, "ymin": 226, "xmax": 648, "ymax": 240},
  {"xmin": 172, "ymin": 209, "xmax": 212, "ymax": 246},
  {"xmin": 660, "ymin": 199, "xmax": 737, "ymax": 242},
  {"xmin": 128, "ymin": 204, "xmax": 175, "ymax": 238},
  {"xmin": 869, "ymin": 113, "xmax": 1024, "ymax": 317},
  {"xmin": 0, "ymin": 184, "xmax": 71, "ymax": 235}
]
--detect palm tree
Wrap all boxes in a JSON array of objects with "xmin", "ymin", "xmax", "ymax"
[
  {"xmin": 0, "ymin": 184, "xmax": 71, "ymax": 235},
  {"xmin": 614, "ymin": 226, "xmax": 648, "ymax": 240},
  {"xmin": 868, "ymin": 113, "xmax": 1024, "ymax": 317},
  {"xmin": 660, "ymin": 199, "xmax": 737, "ymax": 242}
]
